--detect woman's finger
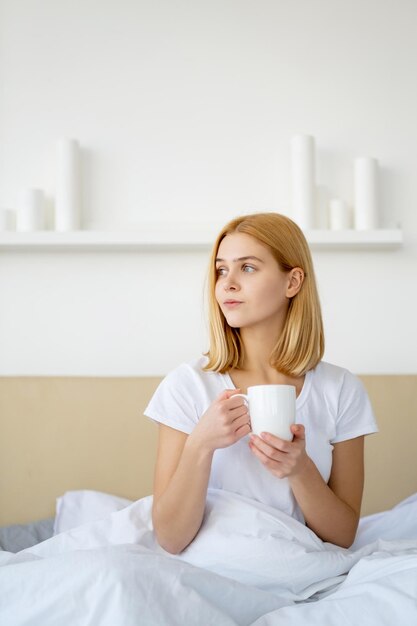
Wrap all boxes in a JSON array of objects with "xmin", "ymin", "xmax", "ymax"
[
  {"xmin": 255, "ymin": 432, "xmax": 292, "ymax": 452},
  {"xmin": 250, "ymin": 435, "xmax": 286, "ymax": 461}
]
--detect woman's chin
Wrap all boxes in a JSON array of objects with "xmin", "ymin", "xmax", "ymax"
[{"xmin": 223, "ymin": 315, "xmax": 241, "ymax": 329}]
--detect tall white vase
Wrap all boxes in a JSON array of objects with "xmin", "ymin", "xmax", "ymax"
[
  {"xmin": 55, "ymin": 138, "xmax": 81, "ymax": 231},
  {"xmin": 290, "ymin": 134, "xmax": 316, "ymax": 230},
  {"xmin": 354, "ymin": 157, "xmax": 379, "ymax": 230}
]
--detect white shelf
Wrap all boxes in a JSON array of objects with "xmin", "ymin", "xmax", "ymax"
[
  {"xmin": 0, "ymin": 228, "xmax": 403, "ymax": 252},
  {"xmin": 0, "ymin": 229, "xmax": 212, "ymax": 252},
  {"xmin": 305, "ymin": 229, "xmax": 403, "ymax": 250}
]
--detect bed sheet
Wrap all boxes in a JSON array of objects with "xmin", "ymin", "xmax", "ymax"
[{"xmin": 0, "ymin": 490, "xmax": 416, "ymax": 625}]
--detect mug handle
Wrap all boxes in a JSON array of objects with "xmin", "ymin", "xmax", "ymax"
[{"xmin": 232, "ymin": 393, "xmax": 249, "ymax": 407}]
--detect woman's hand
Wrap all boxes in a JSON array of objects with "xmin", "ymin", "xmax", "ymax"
[
  {"xmin": 248, "ymin": 424, "xmax": 310, "ymax": 479},
  {"xmin": 189, "ymin": 389, "xmax": 251, "ymax": 455}
]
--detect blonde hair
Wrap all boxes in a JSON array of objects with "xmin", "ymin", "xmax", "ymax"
[{"xmin": 203, "ymin": 212, "xmax": 324, "ymax": 377}]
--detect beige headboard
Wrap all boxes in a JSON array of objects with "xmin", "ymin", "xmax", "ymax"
[{"xmin": 1, "ymin": 375, "xmax": 416, "ymax": 526}]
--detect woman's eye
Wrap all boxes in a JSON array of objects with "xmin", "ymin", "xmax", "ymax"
[
  {"xmin": 216, "ymin": 267, "xmax": 227, "ymax": 276},
  {"xmin": 243, "ymin": 265, "xmax": 256, "ymax": 273}
]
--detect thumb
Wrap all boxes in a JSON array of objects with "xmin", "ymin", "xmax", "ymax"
[{"xmin": 291, "ymin": 424, "xmax": 305, "ymax": 440}]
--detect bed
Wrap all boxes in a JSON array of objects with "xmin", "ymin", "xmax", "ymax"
[{"xmin": 1, "ymin": 375, "xmax": 417, "ymax": 625}]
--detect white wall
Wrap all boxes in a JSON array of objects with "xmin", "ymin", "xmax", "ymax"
[{"xmin": 0, "ymin": 0, "xmax": 416, "ymax": 375}]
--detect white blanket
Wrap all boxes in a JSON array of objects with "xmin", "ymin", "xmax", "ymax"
[{"xmin": 1, "ymin": 489, "xmax": 417, "ymax": 625}]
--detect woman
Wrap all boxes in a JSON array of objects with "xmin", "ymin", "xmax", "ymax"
[{"xmin": 144, "ymin": 212, "xmax": 378, "ymax": 554}]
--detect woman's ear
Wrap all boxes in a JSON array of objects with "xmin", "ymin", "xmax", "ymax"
[{"xmin": 286, "ymin": 268, "xmax": 304, "ymax": 297}]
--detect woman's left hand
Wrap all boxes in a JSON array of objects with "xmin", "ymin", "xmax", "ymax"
[{"xmin": 248, "ymin": 424, "xmax": 310, "ymax": 479}]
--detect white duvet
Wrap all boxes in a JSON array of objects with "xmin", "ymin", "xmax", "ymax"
[{"xmin": 1, "ymin": 489, "xmax": 417, "ymax": 626}]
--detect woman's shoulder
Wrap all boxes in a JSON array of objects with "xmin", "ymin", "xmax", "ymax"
[
  {"xmin": 310, "ymin": 363, "xmax": 377, "ymax": 438},
  {"xmin": 145, "ymin": 357, "xmax": 214, "ymax": 431},
  {"xmin": 147, "ymin": 355, "xmax": 226, "ymax": 422},
  {"xmin": 311, "ymin": 361, "xmax": 364, "ymax": 393},
  {"xmin": 312, "ymin": 361, "xmax": 356, "ymax": 381},
  {"xmin": 161, "ymin": 355, "xmax": 222, "ymax": 388}
]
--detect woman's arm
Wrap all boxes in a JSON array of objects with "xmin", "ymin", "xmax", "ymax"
[
  {"xmin": 288, "ymin": 436, "xmax": 364, "ymax": 547},
  {"xmin": 152, "ymin": 424, "xmax": 214, "ymax": 555},
  {"xmin": 152, "ymin": 389, "xmax": 251, "ymax": 554},
  {"xmin": 249, "ymin": 426, "xmax": 364, "ymax": 548}
]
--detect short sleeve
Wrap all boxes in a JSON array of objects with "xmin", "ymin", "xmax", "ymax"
[
  {"xmin": 331, "ymin": 371, "xmax": 378, "ymax": 444},
  {"xmin": 143, "ymin": 364, "xmax": 199, "ymax": 434}
]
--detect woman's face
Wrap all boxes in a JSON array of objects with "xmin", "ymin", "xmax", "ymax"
[{"xmin": 214, "ymin": 233, "xmax": 295, "ymax": 330}]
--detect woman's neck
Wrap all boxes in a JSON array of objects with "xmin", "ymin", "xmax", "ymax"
[
  {"xmin": 239, "ymin": 324, "xmax": 282, "ymax": 374},
  {"xmin": 231, "ymin": 319, "xmax": 305, "ymax": 394}
]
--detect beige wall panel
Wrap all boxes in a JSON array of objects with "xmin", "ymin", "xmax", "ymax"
[
  {"xmin": 1, "ymin": 376, "xmax": 416, "ymax": 525},
  {"xmin": 361, "ymin": 375, "xmax": 417, "ymax": 516},
  {"xmin": 0, "ymin": 378, "xmax": 160, "ymax": 525}
]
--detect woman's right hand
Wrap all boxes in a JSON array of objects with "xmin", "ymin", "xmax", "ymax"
[{"xmin": 188, "ymin": 389, "xmax": 251, "ymax": 454}]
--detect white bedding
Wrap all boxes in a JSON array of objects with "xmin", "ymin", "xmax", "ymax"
[{"xmin": 1, "ymin": 490, "xmax": 417, "ymax": 625}]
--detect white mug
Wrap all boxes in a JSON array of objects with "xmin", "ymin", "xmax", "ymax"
[{"xmin": 234, "ymin": 384, "xmax": 296, "ymax": 440}]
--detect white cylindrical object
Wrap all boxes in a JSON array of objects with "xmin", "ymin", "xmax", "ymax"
[
  {"xmin": 234, "ymin": 385, "xmax": 296, "ymax": 441},
  {"xmin": 329, "ymin": 198, "xmax": 351, "ymax": 230},
  {"xmin": 16, "ymin": 189, "xmax": 46, "ymax": 231},
  {"xmin": 0, "ymin": 209, "xmax": 15, "ymax": 231},
  {"xmin": 290, "ymin": 134, "xmax": 316, "ymax": 230},
  {"xmin": 354, "ymin": 157, "xmax": 379, "ymax": 230},
  {"xmin": 55, "ymin": 138, "xmax": 81, "ymax": 231}
]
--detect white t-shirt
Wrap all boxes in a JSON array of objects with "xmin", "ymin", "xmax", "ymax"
[{"xmin": 144, "ymin": 357, "xmax": 378, "ymax": 523}]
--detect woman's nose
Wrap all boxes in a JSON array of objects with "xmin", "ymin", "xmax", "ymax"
[{"xmin": 224, "ymin": 274, "xmax": 240, "ymax": 291}]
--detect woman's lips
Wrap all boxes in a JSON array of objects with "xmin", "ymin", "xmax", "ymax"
[{"xmin": 224, "ymin": 300, "xmax": 243, "ymax": 308}]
